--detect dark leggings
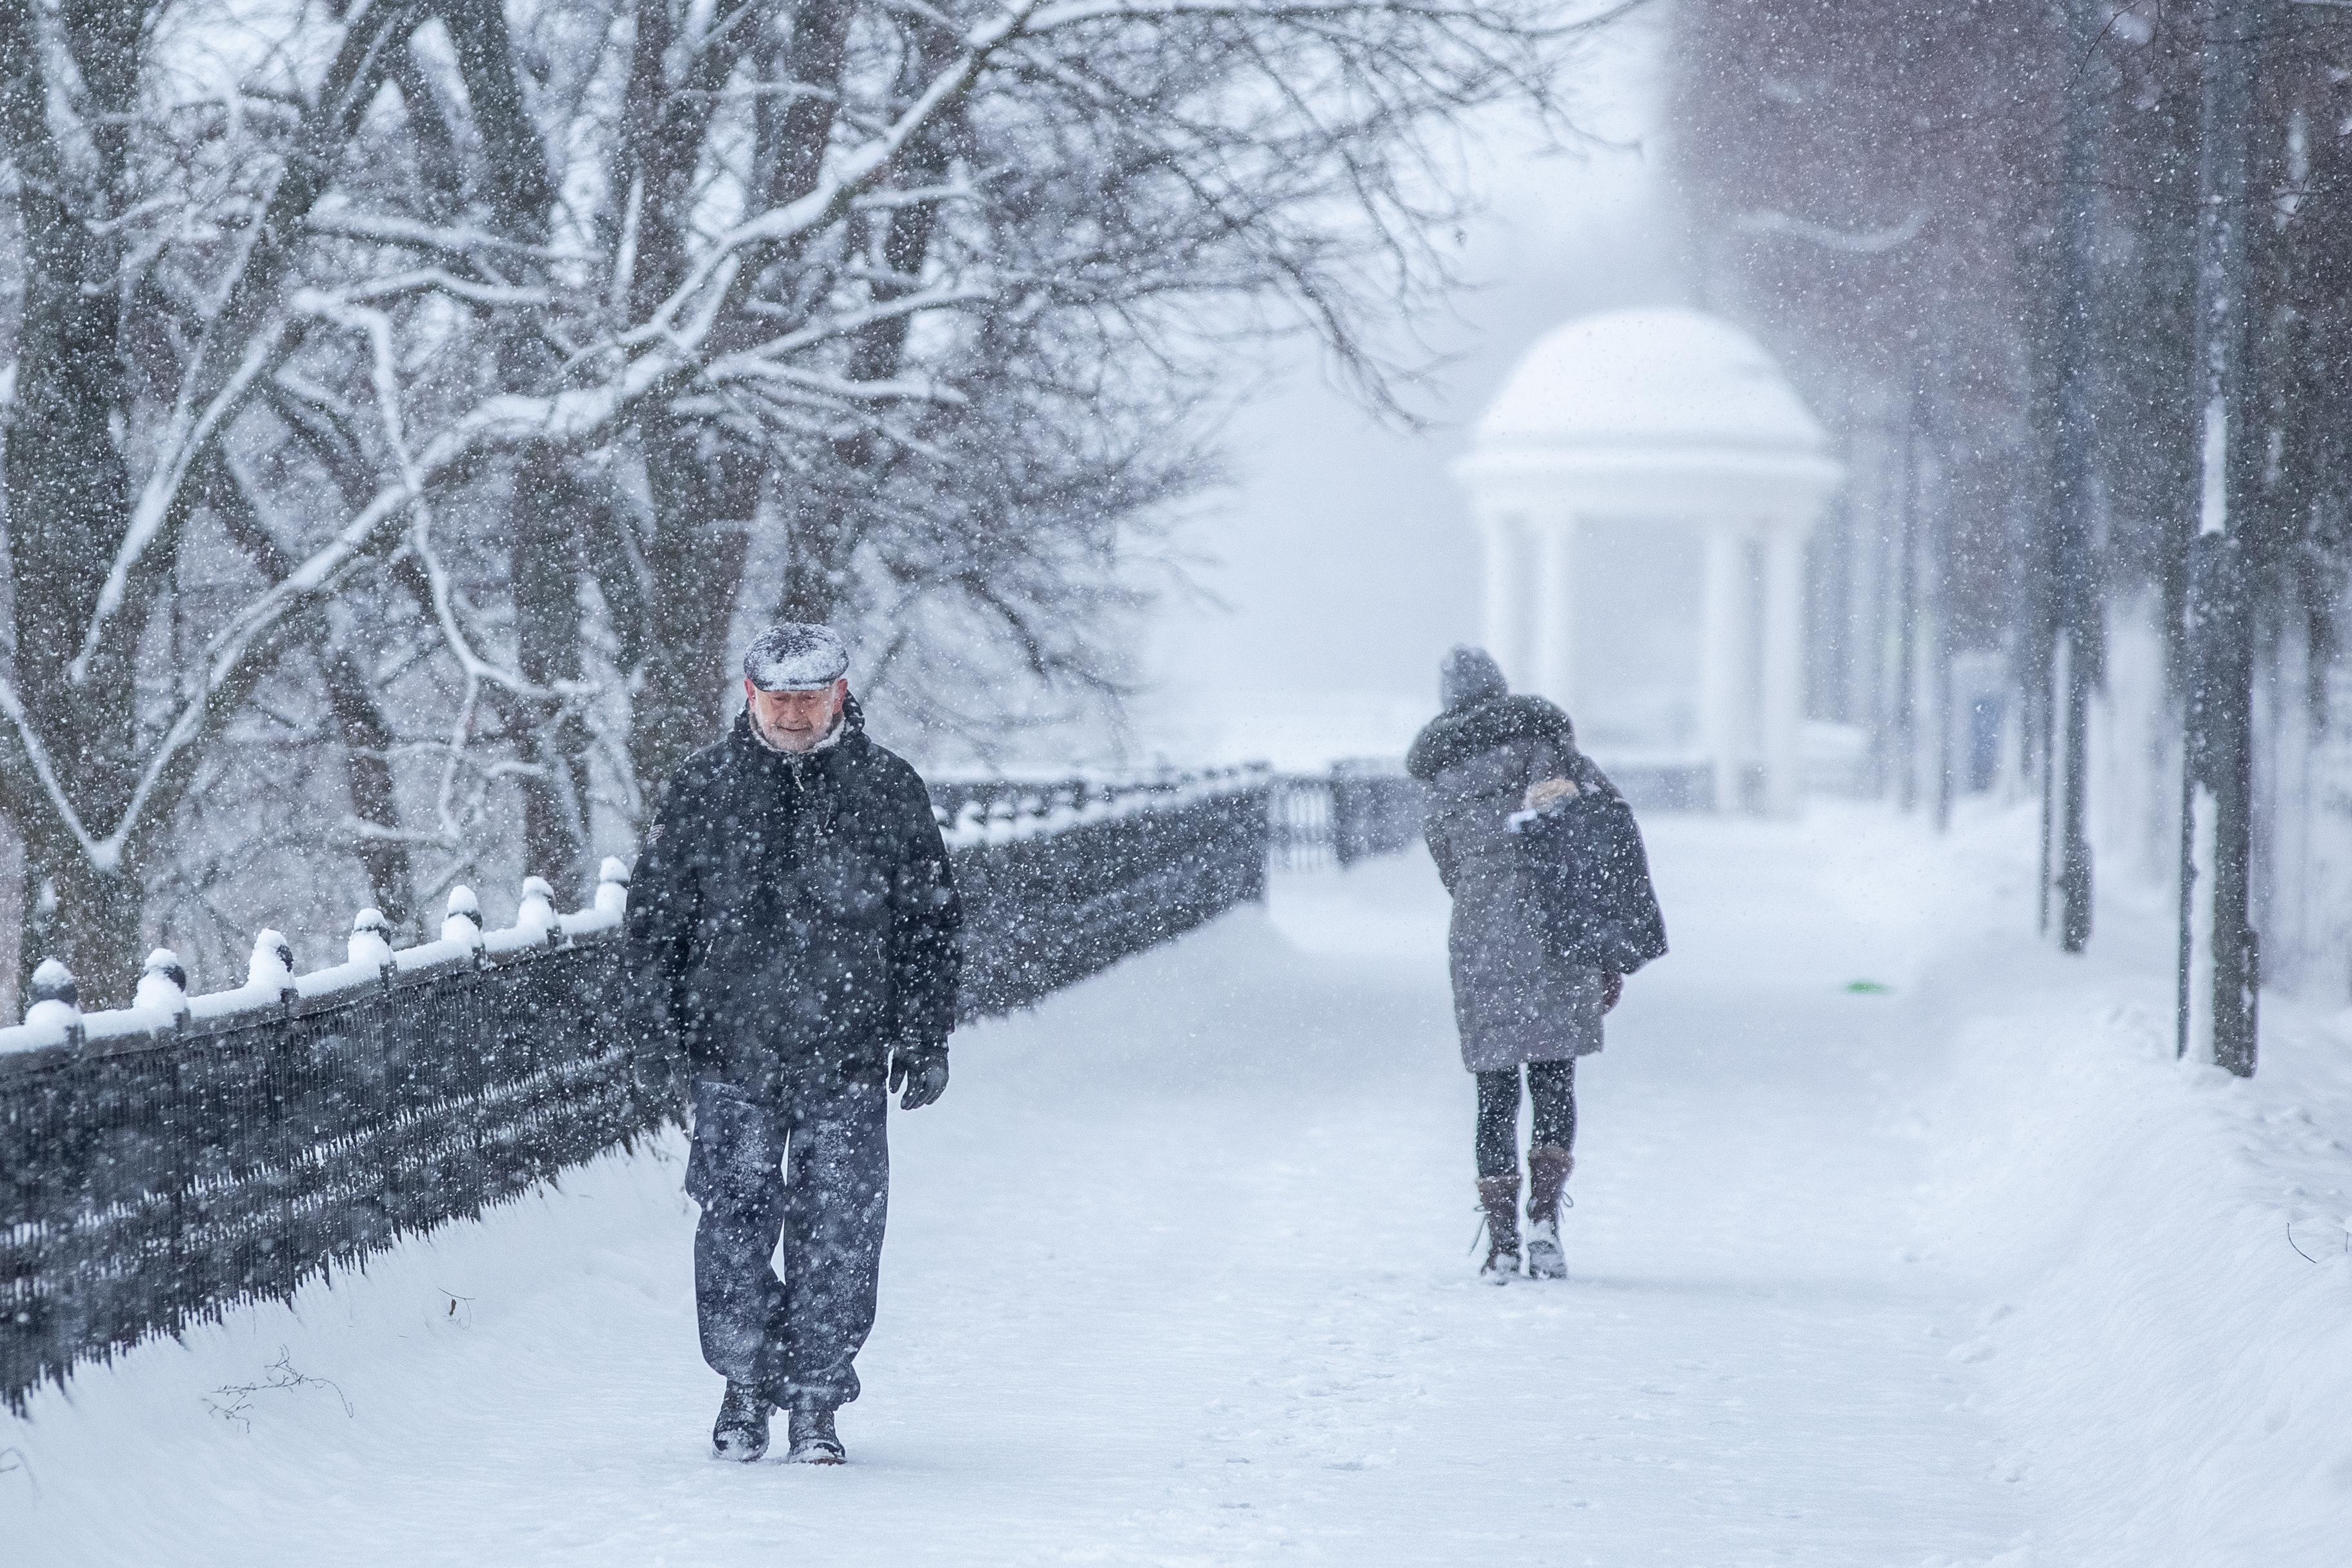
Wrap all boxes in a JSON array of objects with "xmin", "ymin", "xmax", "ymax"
[{"xmin": 1474, "ymin": 1060, "xmax": 1576, "ymax": 1179}]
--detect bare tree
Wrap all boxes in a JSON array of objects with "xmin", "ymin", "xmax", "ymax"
[
  {"xmin": 0, "ymin": 0, "xmax": 1604, "ymax": 996},
  {"xmin": 1, "ymin": 0, "xmax": 437, "ymax": 987}
]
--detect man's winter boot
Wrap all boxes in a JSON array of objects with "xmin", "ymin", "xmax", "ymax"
[
  {"xmin": 1477, "ymin": 1175, "xmax": 1523, "ymax": 1284},
  {"xmin": 785, "ymin": 1407, "xmax": 847, "ymax": 1465},
  {"xmin": 1525, "ymin": 1145, "xmax": 1575, "ymax": 1282},
  {"xmin": 712, "ymin": 1380, "xmax": 772, "ymax": 1462}
]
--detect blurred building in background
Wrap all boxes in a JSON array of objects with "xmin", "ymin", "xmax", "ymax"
[{"xmin": 1455, "ymin": 308, "xmax": 1844, "ymax": 814}]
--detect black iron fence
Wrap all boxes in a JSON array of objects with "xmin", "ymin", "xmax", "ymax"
[
  {"xmin": 1, "ymin": 938, "xmax": 643, "ymax": 1415},
  {"xmin": 936, "ymin": 760, "xmax": 1422, "ymax": 875},
  {"xmin": 1268, "ymin": 759, "xmax": 1427, "ymax": 870},
  {"xmin": 0, "ymin": 762, "xmax": 1413, "ymax": 1410},
  {"xmin": 952, "ymin": 778, "xmax": 1271, "ymax": 1013}
]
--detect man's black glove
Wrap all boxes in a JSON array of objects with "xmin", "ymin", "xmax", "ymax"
[{"xmin": 889, "ymin": 1042, "xmax": 949, "ymax": 1110}]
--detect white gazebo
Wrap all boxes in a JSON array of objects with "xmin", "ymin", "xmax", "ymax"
[{"xmin": 1452, "ymin": 307, "xmax": 1844, "ymax": 815}]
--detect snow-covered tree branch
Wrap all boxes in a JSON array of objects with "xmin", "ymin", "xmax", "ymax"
[{"xmin": 0, "ymin": 0, "xmax": 1603, "ymax": 997}]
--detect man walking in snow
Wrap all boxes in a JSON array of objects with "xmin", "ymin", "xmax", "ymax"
[{"xmin": 627, "ymin": 622, "xmax": 961, "ymax": 1464}]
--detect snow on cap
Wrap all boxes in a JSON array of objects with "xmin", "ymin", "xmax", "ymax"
[{"xmin": 743, "ymin": 622, "xmax": 849, "ymax": 692}]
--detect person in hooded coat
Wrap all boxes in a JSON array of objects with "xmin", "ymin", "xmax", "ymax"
[
  {"xmin": 628, "ymin": 622, "xmax": 961, "ymax": 1464},
  {"xmin": 1407, "ymin": 645, "xmax": 1640, "ymax": 1283}
]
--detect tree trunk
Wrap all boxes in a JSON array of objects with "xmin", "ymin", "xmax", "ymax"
[
  {"xmin": 15, "ymin": 841, "xmax": 146, "ymax": 1009},
  {"xmin": 513, "ymin": 459, "xmax": 594, "ymax": 888},
  {"xmin": 445, "ymin": 0, "xmax": 596, "ymax": 886},
  {"xmin": 776, "ymin": 23, "xmax": 962, "ymax": 623},
  {"xmin": 630, "ymin": 419, "xmax": 757, "ymax": 794},
  {"xmin": 1, "ymin": 0, "xmax": 145, "ymax": 1000},
  {"xmin": 321, "ymin": 644, "xmax": 413, "ymax": 930}
]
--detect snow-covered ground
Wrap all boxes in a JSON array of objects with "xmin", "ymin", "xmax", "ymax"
[{"xmin": 10, "ymin": 805, "xmax": 2352, "ymax": 1565}]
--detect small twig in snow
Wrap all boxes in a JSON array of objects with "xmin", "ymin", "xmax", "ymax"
[{"xmin": 204, "ymin": 1347, "xmax": 355, "ymax": 1430}]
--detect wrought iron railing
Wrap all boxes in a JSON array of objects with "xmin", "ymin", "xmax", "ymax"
[
  {"xmin": 0, "ymin": 769, "xmax": 1274, "ymax": 1411},
  {"xmin": 1267, "ymin": 759, "xmax": 1426, "ymax": 870},
  {"xmin": 0, "ymin": 759, "xmax": 1424, "ymax": 1410}
]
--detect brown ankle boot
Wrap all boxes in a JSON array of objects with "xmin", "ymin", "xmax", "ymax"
[
  {"xmin": 1525, "ymin": 1145, "xmax": 1573, "ymax": 1280},
  {"xmin": 1527, "ymin": 1145, "xmax": 1574, "ymax": 1224},
  {"xmin": 1477, "ymin": 1175, "xmax": 1522, "ymax": 1283}
]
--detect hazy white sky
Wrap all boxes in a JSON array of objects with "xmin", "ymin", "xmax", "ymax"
[{"xmin": 1133, "ymin": 14, "xmax": 1692, "ymax": 762}]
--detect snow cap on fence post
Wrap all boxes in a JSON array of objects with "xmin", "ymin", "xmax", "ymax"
[
  {"xmin": 350, "ymin": 908, "xmax": 396, "ymax": 981},
  {"xmin": 518, "ymin": 876, "xmax": 558, "ymax": 945},
  {"xmin": 594, "ymin": 857, "xmax": 630, "ymax": 918},
  {"xmin": 442, "ymin": 885, "xmax": 482, "ymax": 952},
  {"xmin": 249, "ymin": 929, "xmax": 297, "ymax": 1010},
  {"xmin": 26, "ymin": 958, "xmax": 83, "ymax": 1046},
  {"xmin": 134, "ymin": 949, "xmax": 190, "ymax": 1020}
]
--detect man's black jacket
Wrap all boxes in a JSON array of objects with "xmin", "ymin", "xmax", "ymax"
[{"xmin": 626, "ymin": 698, "xmax": 961, "ymax": 1093}]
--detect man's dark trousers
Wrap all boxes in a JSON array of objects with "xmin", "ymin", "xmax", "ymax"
[{"xmin": 687, "ymin": 1074, "xmax": 887, "ymax": 1412}]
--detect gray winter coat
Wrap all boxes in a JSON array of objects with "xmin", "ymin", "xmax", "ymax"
[{"xmin": 1407, "ymin": 694, "xmax": 1609, "ymax": 1072}]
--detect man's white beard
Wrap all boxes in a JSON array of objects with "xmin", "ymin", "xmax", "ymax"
[{"xmin": 752, "ymin": 703, "xmax": 844, "ymax": 756}]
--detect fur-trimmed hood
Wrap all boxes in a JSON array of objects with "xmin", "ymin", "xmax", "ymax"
[{"xmin": 1405, "ymin": 694, "xmax": 1576, "ymax": 782}]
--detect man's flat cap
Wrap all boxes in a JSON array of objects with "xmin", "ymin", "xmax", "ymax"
[{"xmin": 744, "ymin": 623, "xmax": 850, "ymax": 691}]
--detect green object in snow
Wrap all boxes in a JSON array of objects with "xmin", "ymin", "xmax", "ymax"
[{"xmin": 1844, "ymin": 980, "xmax": 1894, "ymax": 995}]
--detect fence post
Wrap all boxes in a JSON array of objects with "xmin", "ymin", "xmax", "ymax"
[
  {"xmin": 25, "ymin": 958, "xmax": 83, "ymax": 1050},
  {"xmin": 443, "ymin": 886, "xmax": 485, "ymax": 967},
  {"xmin": 595, "ymin": 857, "xmax": 630, "ymax": 920},
  {"xmin": 350, "ymin": 908, "xmax": 397, "ymax": 987},
  {"xmin": 249, "ymin": 929, "xmax": 296, "ymax": 1014},
  {"xmin": 136, "ymin": 948, "xmax": 190, "ymax": 1030},
  {"xmin": 519, "ymin": 875, "xmax": 561, "ymax": 948}
]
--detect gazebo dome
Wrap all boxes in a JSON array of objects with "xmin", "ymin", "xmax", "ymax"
[
  {"xmin": 1475, "ymin": 307, "xmax": 1829, "ymax": 457},
  {"xmin": 1451, "ymin": 307, "xmax": 1845, "ymax": 817}
]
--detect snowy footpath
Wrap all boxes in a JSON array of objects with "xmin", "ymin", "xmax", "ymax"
[{"xmin": 10, "ymin": 806, "xmax": 2352, "ymax": 1565}]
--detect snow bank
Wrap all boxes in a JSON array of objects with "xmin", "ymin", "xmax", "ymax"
[{"xmin": 1910, "ymin": 814, "xmax": 2352, "ymax": 1565}]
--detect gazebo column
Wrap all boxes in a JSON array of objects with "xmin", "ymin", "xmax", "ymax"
[
  {"xmin": 1533, "ymin": 514, "xmax": 1578, "ymax": 709},
  {"xmin": 1760, "ymin": 523, "xmax": 1808, "ymax": 816},
  {"xmin": 1480, "ymin": 511, "xmax": 1531, "ymax": 686},
  {"xmin": 1698, "ymin": 521, "xmax": 1749, "ymax": 812}
]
